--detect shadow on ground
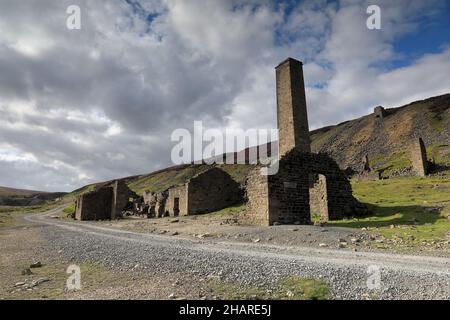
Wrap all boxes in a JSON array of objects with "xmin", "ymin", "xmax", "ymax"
[{"xmin": 330, "ymin": 203, "xmax": 442, "ymax": 229}]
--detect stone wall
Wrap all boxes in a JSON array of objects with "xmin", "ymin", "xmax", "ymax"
[
  {"xmin": 374, "ymin": 106, "xmax": 386, "ymax": 118},
  {"xmin": 240, "ymin": 169, "xmax": 270, "ymax": 225},
  {"xmin": 155, "ymin": 191, "xmax": 168, "ymax": 218},
  {"xmin": 242, "ymin": 150, "xmax": 366, "ymax": 226},
  {"xmin": 309, "ymin": 174, "xmax": 328, "ymax": 221},
  {"xmin": 75, "ymin": 186, "xmax": 113, "ymax": 221},
  {"xmin": 112, "ymin": 180, "xmax": 132, "ymax": 219},
  {"xmin": 411, "ymin": 137, "xmax": 428, "ymax": 176},
  {"xmin": 166, "ymin": 185, "xmax": 188, "ymax": 216},
  {"xmin": 75, "ymin": 180, "xmax": 133, "ymax": 221},
  {"xmin": 143, "ymin": 191, "xmax": 155, "ymax": 205},
  {"xmin": 363, "ymin": 154, "xmax": 371, "ymax": 172},
  {"xmin": 143, "ymin": 191, "xmax": 157, "ymax": 217},
  {"xmin": 187, "ymin": 167, "xmax": 242, "ymax": 215},
  {"xmin": 351, "ymin": 171, "xmax": 381, "ymax": 182}
]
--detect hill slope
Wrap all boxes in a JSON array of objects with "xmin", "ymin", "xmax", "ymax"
[
  {"xmin": 310, "ymin": 94, "xmax": 450, "ymax": 175},
  {"xmin": 0, "ymin": 186, "xmax": 67, "ymax": 206},
  {"xmin": 64, "ymin": 93, "xmax": 450, "ymax": 199}
]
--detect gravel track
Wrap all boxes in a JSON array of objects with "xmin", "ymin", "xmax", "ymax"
[{"xmin": 25, "ymin": 208, "xmax": 450, "ymax": 300}]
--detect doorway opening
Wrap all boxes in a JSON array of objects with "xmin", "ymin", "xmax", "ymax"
[{"xmin": 173, "ymin": 197, "xmax": 180, "ymax": 216}]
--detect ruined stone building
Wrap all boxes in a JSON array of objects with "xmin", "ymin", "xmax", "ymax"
[
  {"xmin": 374, "ymin": 106, "xmax": 387, "ymax": 119},
  {"xmin": 75, "ymin": 180, "xmax": 134, "ymax": 221},
  {"xmin": 74, "ymin": 58, "xmax": 366, "ymax": 225},
  {"xmin": 410, "ymin": 137, "xmax": 429, "ymax": 177},
  {"xmin": 241, "ymin": 58, "xmax": 366, "ymax": 226},
  {"xmin": 351, "ymin": 154, "xmax": 381, "ymax": 182},
  {"xmin": 143, "ymin": 167, "xmax": 242, "ymax": 217}
]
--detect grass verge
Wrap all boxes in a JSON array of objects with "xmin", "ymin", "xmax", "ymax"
[
  {"xmin": 208, "ymin": 276, "xmax": 330, "ymax": 300},
  {"xmin": 328, "ymin": 176, "xmax": 450, "ymax": 245}
]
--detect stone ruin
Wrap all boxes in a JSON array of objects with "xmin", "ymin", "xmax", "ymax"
[
  {"xmin": 410, "ymin": 137, "xmax": 429, "ymax": 177},
  {"xmin": 75, "ymin": 180, "xmax": 135, "ymax": 221},
  {"xmin": 137, "ymin": 167, "xmax": 243, "ymax": 218},
  {"xmin": 74, "ymin": 57, "xmax": 367, "ymax": 226},
  {"xmin": 241, "ymin": 58, "xmax": 367, "ymax": 226},
  {"xmin": 351, "ymin": 154, "xmax": 381, "ymax": 182},
  {"xmin": 374, "ymin": 106, "xmax": 387, "ymax": 119}
]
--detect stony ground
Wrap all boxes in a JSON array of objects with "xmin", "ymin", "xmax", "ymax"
[
  {"xmin": 2, "ymin": 207, "xmax": 450, "ymax": 300},
  {"xmin": 97, "ymin": 204, "xmax": 450, "ymax": 257}
]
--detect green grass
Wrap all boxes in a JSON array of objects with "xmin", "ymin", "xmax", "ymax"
[
  {"xmin": 2, "ymin": 262, "xmax": 121, "ymax": 300},
  {"xmin": 427, "ymin": 112, "xmax": 446, "ymax": 133},
  {"xmin": 427, "ymin": 144, "xmax": 450, "ymax": 166},
  {"xmin": 62, "ymin": 203, "xmax": 75, "ymax": 214},
  {"xmin": 370, "ymin": 151, "xmax": 411, "ymax": 178},
  {"xmin": 328, "ymin": 176, "xmax": 450, "ymax": 243},
  {"xmin": 128, "ymin": 165, "xmax": 211, "ymax": 194},
  {"xmin": 208, "ymin": 276, "xmax": 330, "ymax": 300},
  {"xmin": 0, "ymin": 202, "xmax": 62, "ymax": 229},
  {"xmin": 216, "ymin": 164, "xmax": 253, "ymax": 184},
  {"xmin": 0, "ymin": 206, "xmax": 42, "ymax": 229},
  {"xmin": 200, "ymin": 203, "xmax": 246, "ymax": 219},
  {"xmin": 59, "ymin": 203, "xmax": 76, "ymax": 219}
]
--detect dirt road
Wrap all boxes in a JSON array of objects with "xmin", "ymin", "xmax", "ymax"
[{"xmin": 17, "ymin": 207, "xmax": 450, "ymax": 299}]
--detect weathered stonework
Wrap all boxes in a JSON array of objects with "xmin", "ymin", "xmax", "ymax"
[
  {"xmin": 352, "ymin": 171, "xmax": 381, "ymax": 182},
  {"xmin": 143, "ymin": 191, "xmax": 157, "ymax": 217},
  {"xmin": 166, "ymin": 185, "xmax": 187, "ymax": 216},
  {"xmin": 243, "ymin": 151, "xmax": 365, "ymax": 226},
  {"xmin": 241, "ymin": 57, "xmax": 367, "ymax": 226},
  {"xmin": 112, "ymin": 180, "xmax": 132, "ymax": 219},
  {"xmin": 351, "ymin": 154, "xmax": 381, "ymax": 181},
  {"xmin": 276, "ymin": 58, "xmax": 311, "ymax": 156},
  {"xmin": 374, "ymin": 106, "xmax": 386, "ymax": 119},
  {"xmin": 75, "ymin": 186, "xmax": 113, "ymax": 221},
  {"xmin": 411, "ymin": 137, "xmax": 428, "ymax": 177},
  {"xmin": 153, "ymin": 167, "xmax": 243, "ymax": 217},
  {"xmin": 309, "ymin": 173, "xmax": 328, "ymax": 221},
  {"xmin": 155, "ymin": 191, "xmax": 168, "ymax": 217},
  {"xmin": 239, "ymin": 170, "xmax": 269, "ymax": 225},
  {"xmin": 363, "ymin": 154, "xmax": 371, "ymax": 172},
  {"xmin": 75, "ymin": 180, "xmax": 134, "ymax": 221},
  {"xmin": 187, "ymin": 167, "xmax": 242, "ymax": 215}
]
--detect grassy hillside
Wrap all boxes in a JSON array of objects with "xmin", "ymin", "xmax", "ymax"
[
  {"xmin": 310, "ymin": 94, "xmax": 450, "ymax": 175},
  {"xmin": 0, "ymin": 186, "xmax": 44, "ymax": 197},
  {"xmin": 0, "ymin": 186, "xmax": 66, "ymax": 206},
  {"xmin": 61, "ymin": 163, "xmax": 252, "ymax": 202},
  {"xmin": 328, "ymin": 176, "xmax": 450, "ymax": 247},
  {"xmin": 128, "ymin": 164, "xmax": 252, "ymax": 195}
]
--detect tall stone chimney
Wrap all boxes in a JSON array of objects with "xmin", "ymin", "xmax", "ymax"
[{"xmin": 276, "ymin": 57, "xmax": 311, "ymax": 157}]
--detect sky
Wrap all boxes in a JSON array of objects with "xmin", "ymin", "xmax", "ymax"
[{"xmin": 0, "ymin": 0, "xmax": 450, "ymax": 192}]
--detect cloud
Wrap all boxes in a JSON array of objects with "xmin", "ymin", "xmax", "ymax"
[{"xmin": 0, "ymin": 0, "xmax": 449, "ymax": 191}]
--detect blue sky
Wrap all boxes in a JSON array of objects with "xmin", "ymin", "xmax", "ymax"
[{"xmin": 392, "ymin": 4, "xmax": 450, "ymax": 68}]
